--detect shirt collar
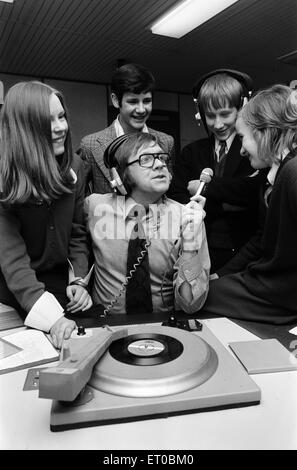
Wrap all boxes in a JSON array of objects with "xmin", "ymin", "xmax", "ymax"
[
  {"xmin": 123, "ymin": 196, "xmax": 167, "ymax": 221},
  {"xmin": 124, "ymin": 198, "xmax": 146, "ymax": 220},
  {"xmin": 114, "ymin": 115, "xmax": 149, "ymax": 137},
  {"xmin": 215, "ymin": 131, "xmax": 236, "ymax": 153},
  {"xmin": 69, "ymin": 168, "xmax": 77, "ymax": 184},
  {"xmin": 267, "ymin": 148, "xmax": 290, "ymax": 186}
]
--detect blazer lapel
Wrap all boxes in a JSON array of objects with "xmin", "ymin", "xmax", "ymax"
[
  {"xmin": 275, "ymin": 151, "xmax": 297, "ymax": 181},
  {"xmin": 223, "ymin": 135, "xmax": 242, "ymax": 176},
  {"xmin": 205, "ymin": 136, "xmax": 216, "ymax": 168},
  {"xmin": 196, "ymin": 136, "xmax": 216, "ymax": 170},
  {"xmin": 92, "ymin": 122, "xmax": 117, "ymax": 181}
]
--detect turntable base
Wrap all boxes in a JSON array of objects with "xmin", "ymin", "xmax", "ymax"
[{"xmin": 50, "ymin": 324, "xmax": 261, "ymax": 431}]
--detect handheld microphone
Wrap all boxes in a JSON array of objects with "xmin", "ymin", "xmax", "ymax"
[{"xmin": 190, "ymin": 168, "xmax": 213, "ymax": 201}]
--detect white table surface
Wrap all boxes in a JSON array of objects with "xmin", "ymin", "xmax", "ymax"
[{"xmin": 1, "ymin": 318, "xmax": 296, "ymax": 450}]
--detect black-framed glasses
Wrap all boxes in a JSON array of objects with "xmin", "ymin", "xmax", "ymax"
[{"xmin": 126, "ymin": 152, "xmax": 170, "ymax": 168}]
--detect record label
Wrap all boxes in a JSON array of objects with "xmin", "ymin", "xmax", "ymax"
[
  {"xmin": 109, "ymin": 333, "xmax": 183, "ymax": 366},
  {"xmin": 127, "ymin": 339, "xmax": 165, "ymax": 356}
]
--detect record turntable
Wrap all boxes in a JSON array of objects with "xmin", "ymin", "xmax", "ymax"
[{"xmin": 38, "ymin": 321, "xmax": 261, "ymax": 431}]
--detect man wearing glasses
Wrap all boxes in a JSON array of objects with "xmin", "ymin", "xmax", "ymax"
[
  {"xmin": 78, "ymin": 63, "xmax": 174, "ymax": 195},
  {"xmin": 84, "ymin": 133, "xmax": 210, "ymax": 315}
]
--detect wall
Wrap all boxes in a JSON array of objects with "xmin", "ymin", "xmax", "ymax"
[
  {"xmin": 0, "ymin": 73, "xmax": 36, "ymax": 91},
  {"xmin": 179, "ymin": 93, "xmax": 207, "ymax": 149},
  {"xmin": 44, "ymin": 79, "xmax": 108, "ymax": 150}
]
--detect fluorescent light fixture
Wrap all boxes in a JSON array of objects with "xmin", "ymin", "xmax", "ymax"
[
  {"xmin": 0, "ymin": 0, "xmax": 14, "ymax": 3},
  {"xmin": 151, "ymin": 0, "xmax": 239, "ymax": 38}
]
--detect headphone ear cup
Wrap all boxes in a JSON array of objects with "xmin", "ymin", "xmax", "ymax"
[
  {"xmin": 103, "ymin": 134, "xmax": 135, "ymax": 195},
  {"xmin": 110, "ymin": 167, "xmax": 127, "ymax": 196}
]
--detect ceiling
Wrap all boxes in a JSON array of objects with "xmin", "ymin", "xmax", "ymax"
[{"xmin": 0, "ymin": 0, "xmax": 296, "ymax": 94}]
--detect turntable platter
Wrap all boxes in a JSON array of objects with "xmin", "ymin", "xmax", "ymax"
[{"xmin": 89, "ymin": 325, "xmax": 218, "ymax": 398}]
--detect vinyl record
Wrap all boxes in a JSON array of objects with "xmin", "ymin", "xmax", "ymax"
[
  {"xmin": 89, "ymin": 325, "xmax": 218, "ymax": 398},
  {"xmin": 109, "ymin": 333, "xmax": 183, "ymax": 366}
]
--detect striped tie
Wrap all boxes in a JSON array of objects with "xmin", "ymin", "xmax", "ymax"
[
  {"xmin": 125, "ymin": 220, "xmax": 153, "ymax": 314},
  {"xmin": 264, "ymin": 181, "xmax": 273, "ymax": 207},
  {"xmin": 215, "ymin": 141, "xmax": 227, "ymax": 177},
  {"xmin": 218, "ymin": 140, "xmax": 227, "ymax": 161}
]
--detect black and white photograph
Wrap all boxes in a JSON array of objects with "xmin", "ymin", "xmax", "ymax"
[{"xmin": 0, "ymin": 0, "xmax": 297, "ymax": 454}]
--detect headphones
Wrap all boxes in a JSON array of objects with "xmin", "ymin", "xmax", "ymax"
[
  {"xmin": 103, "ymin": 134, "xmax": 136, "ymax": 196},
  {"xmin": 192, "ymin": 68, "xmax": 253, "ymax": 131}
]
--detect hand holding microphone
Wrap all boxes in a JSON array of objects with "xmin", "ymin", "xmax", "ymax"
[
  {"xmin": 187, "ymin": 168, "xmax": 213, "ymax": 201},
  {"xmin": 181, "ymin": 200, "xmax": 205, "ymax": 252},
  {"xmin": 182, "ymin": 168, "xmax": 213, "ymax": 252}
]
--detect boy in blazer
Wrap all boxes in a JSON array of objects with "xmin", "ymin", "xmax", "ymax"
[
  {"xmin": 169, "ymin": 69, "xmax": 263, "ymax": 272},
  {"xmin": 79, "ymin": 63, "xmax": 174, "ymax": 194}
]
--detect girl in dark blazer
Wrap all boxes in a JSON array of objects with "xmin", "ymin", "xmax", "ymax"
[
  {"xmin": 202, "ymin": 84, "xmax": 297, "ymax": 324},
  {"xmin": 0, "ymin": 81, "xmax": 92, "ymax": 347}
]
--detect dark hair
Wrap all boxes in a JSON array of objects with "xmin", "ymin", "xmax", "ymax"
[
  {"xmin": 111, "ymin": 63, "xmax": 155, "ymax": 105},
  {"xmin": 240, "ymin": 84, "xmax": 297, "ymax": 164},
  {"xmin": 0, "ymin": 81, "xmax": 74, "ymax": 204}
]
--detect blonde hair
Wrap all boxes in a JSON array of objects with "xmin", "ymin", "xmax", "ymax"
[
  {"xmin": 240, "ymin": 84, "xmax": 297, "ymax": 164},
  {"xmin": 199, "ymin": 73, "xmax": 244, "ymax": 112}
]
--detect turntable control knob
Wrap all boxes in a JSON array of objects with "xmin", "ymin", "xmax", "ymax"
[
  {"xmin": 168, "ymin": 315, "xmax": 177, "ymax": 327},
  {"xmin": 77, "ymin": 325, "xmax": 86, "ymax": 336}
]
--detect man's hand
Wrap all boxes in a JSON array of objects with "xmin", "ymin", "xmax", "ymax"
[
  {"xmin": 181, "ymin": 200, "xmax": 205, "ymax": 252},
  {"xmin": 50, "ymin": 316, "xmax": 76, "ymax": 349},
  {"xmin": 187, "ymin": 180, "xmax": 200, "ymax": 196}
]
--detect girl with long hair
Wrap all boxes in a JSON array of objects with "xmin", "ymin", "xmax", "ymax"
[{"xmin": 0, "ymin": 81, "xmax": 92, "ymax": 347}]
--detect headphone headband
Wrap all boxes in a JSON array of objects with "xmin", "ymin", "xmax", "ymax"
[
  {"xmin": 192, "ymin": 68, "xmax": 253, "ymax": 100},
  {"xmin": 103, "ymin": 133, "xmax": 136, "ymax": 169},
  {"xmin": 192, "ymin": 68, "xmax": 253, "ymax": 133}
]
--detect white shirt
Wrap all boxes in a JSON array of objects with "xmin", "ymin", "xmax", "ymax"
[{"xmin": 114, "ymin": 115, "xmax": 149, "ymax": 137}]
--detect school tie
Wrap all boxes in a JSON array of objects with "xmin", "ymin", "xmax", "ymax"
[
  {"xmin": 125, "ymin": 220, "xmax": 153, "ymax": 315},
  {"xmin": 215, "ymin": 140, "xmax": 227, "ymax": 177},
  {"xmin": 218, "ymin": 140, "xmax": 227, "ymax": 160},
  {"xmin": 264, "ymin": 181, "xmax": 273, "ymax": 207}
]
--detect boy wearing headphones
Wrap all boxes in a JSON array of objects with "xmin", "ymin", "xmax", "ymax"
[
  {"xmin": 79, "ymin": 63, "xmax": 174, "ymax": 194},
  {"xmin": 85, "ymin": 133, "xmax": 210, "ymax": 316},
  {"xmin": 169, "ymin": 70, "xmax": 262, "ymax": 273}
]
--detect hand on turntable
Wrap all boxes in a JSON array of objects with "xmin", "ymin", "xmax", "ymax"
[
  {"xmin": 50, "ymin": 316, "xmax": 76, "ymax": 349},
  {"xmin": 181, "ymin": 200, "xmax": 205, "ymax": 252}
]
